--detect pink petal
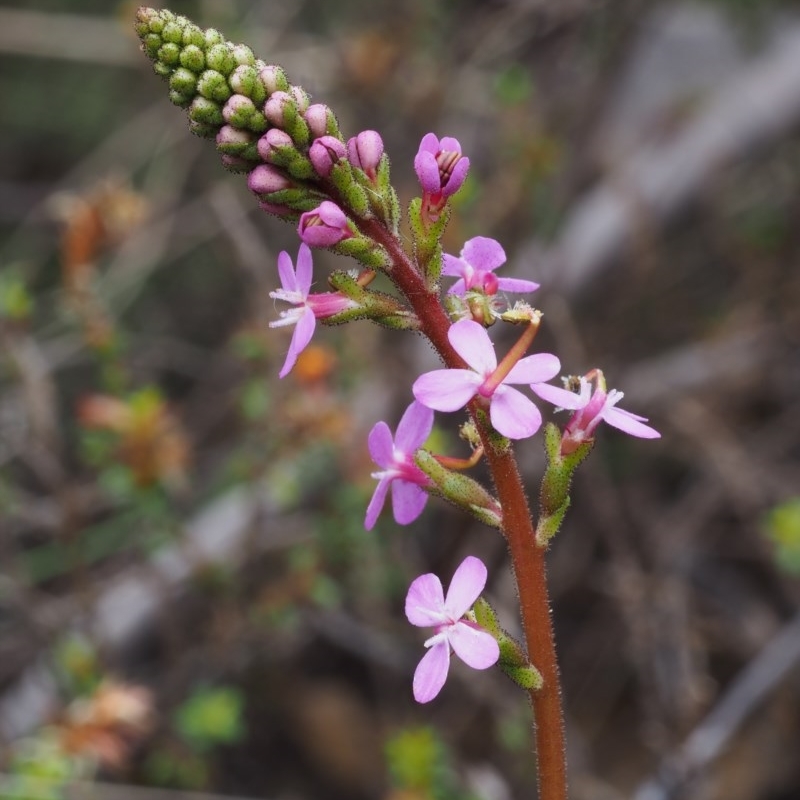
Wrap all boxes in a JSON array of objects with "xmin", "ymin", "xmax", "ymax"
[
  {"xmin": 276, "ymin": 250, "xmax": 297, "ymax": 293},
  {"xmin": 441, "ymin": 254, "xmax": 467, "ymax": 278},
  {"xmin": 393, "ymin": 401, "xmax": 434, "ymax": 453},
  {"xmin": 413, "ymin": 641, "xmax": 450, "ymax": 703},
  {"xmin": 442, "ymin": 156, "xmax": 470, "ymax": 197},
  {"xmin": 414, "ymin": 151, "xmax": 441, "ymax": 193},
  {"xmin": 490, "ymin": 386, "xmax": 542, "ymax": 439},
  {"xmin": 418, "ymin": 132, "xmax": 440, "ymax": 154},
  {"xmin": 278, "ymin": 308, "xmax": 315, "ymax": 378},
  {"xmin": 294, "ymin": 243, "xmax": 313, "ymax": 296},
  {"xmin": 505, "ymin": 352, "xmax": 561, "ymax": 385},
  {"xmin": 496, "ymin": 277, "xmax": 540, "ymax": 294},
  {"xmin": 367, "ymin": 421, "xmax": 395, "ymax": 468},
  {"xmin": 413, "ymin": 369, "xmax": 481, "ymax": 412},
  {"xmin": 461, "ymin": 237, "xmax": 505, "ymax": 273},
  {"xmin": 448, "ymin": 319, "xmax": 496, "ymax": 374},
  {"xmin": 317, "ymin": 200, "xmax": 348, "ymax": 228},
  {"xmin": 444, "ymin": 555, "xmax": 487, "ymax": 618},
  {"xmin": 602, "ymin": 407, "xmax": 661, "ymax": 439},
  {"xmin": 439, "ymin": 136, "xmax": 461, "ymax": 153},
  {"xmin": 531, "ymin": 382, "xmax": 587, "ymax": 410},
  {"xmin": 446, "ymin": 278, "xmax": 467, "ymax": 296},
  {"xmin": 448, "ymin": 622, "xmax": 500, "ymax": 670},
  {"xmin": 364, "ymin": 477, "xmax": 390, "ymax": 531},
  {"xmin": 392, "ymin": 480, "xmax": 429, "ymax": 526},
  {"xmin": 405, "ymin": 573, "xmax": 445, "ymax": 627}
]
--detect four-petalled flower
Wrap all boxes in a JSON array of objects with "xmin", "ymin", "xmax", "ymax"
[
  {"xmin": 443, "ymin": 236, "xmax": 539, "ymax": 297},
  {"xmin": 406, "ymin": 555, "xmax": 500, "ymax": 703},
  {"xmin": 413, "ymin": 319, "xmax": 561, "ymax": 440},
  {"xmin": 365, "ymin": 401, "xmax": 434, "ymax": 530},
  {"xmin": 269, "ymin": 244, "xmax": 357, "ymax": 378},
  {"xmin": 532, "ymin": 373, "xmax": 661, "ymax": 454}
]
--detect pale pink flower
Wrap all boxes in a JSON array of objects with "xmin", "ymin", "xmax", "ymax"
[
  {"xmin": 269, "ymin": 244, "xmax": 357, "ymax": 378},
  {"xmin": 347, "ymin": 130, "xmax": 384, "ymax": 178},
  {"xmin": 443, "ymin": 236, "xmax": 539, "ymax": 296},
  {"xmin": 365, "ymin": 401, "xmax": 434, "ymax": 530},
  {"xmin": 406, "ymin": 555, "xmax": 499, "ymax": 703},
  {"xmin": 532, "ymin": 374, "xmax": 661, "ymax": 453},
  {"xmin": 309, "ymin": 136, "xmax": 347, "ymax": 178},
  {"xmin": 412, "ymin": 319, "xmax": 560, "ymax": 440}
]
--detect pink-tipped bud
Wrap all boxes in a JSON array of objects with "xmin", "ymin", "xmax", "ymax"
[
  {"xmin": 259, "ymin": 65, "xmax": 287, "ymax": 94},
  {"xmin": 347, "ymin": 130, "xmax": 384, "ymax": 178},
  {"xmin": 222, "ymin": 94, "xmax": 256, "ymax": 125},
  {"xmin": 304, "ymin": 104, "xmax": 330, "ymax": 139},
  {"xmin": 248, "ymin": 163, "xmax": 293, "ymax": 196},
  {"xmin": 309, "ymin": 136, "xmax": 346, "ymax": 178},
  {"xmin": 290, "ymin": 86, "xmax": 310, "ymax": 113},
  {"xmin": 257, "ymin": 128, "xmax": 294, "ymax": 163},
  {"xmin": 216, "ymin": 124, "xmax": 253, "ymax": 153},
  {"xmin": 264, "ymin": 91, "xmax": 293, "ymax": 127},
  {"xmin": 298, "ymin": 201, "xmax": 352, "ymax": 247},
  {"xmin": 414, "ymin": 132, "xmax": 470, "ymax": 198}
]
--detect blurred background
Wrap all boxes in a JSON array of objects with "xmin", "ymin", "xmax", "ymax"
[{"xmin": 1, "ymin": 1, "xmax": 800, "ymax": 798}]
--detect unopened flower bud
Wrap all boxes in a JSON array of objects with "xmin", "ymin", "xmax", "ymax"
[
  {"xmin": 232, "ymin": 43, "xmax": 256, "ymax": 66},
  {"xmin": 222, "ymin": 94, "xmax": 255, "ymax": 126},
  {"xmin": 264, "ymin": 90, "xmax": 293, "ymax": 127},
  {"xmin": 257, "ymin": 128, "xmax": 294, "ymax": 163},
  {"xmin": 309, "ymin": 136, "xmax": 346, "ymax": 178},
  {"xmin": 229, "ymin": 64, "xmax": 266, "ymax": 103},
  {"xmin": 189, "ymin": 96, "xmax": 223, "ymax": 127},
  {"xmin": 197, "ymin": 69, "xmax": 231, "ymax": 103},
  {"xmin": 304, "ymin": 104, "xmax": 330, "ymax": 139},
  {"xmin": 298, "ymin": 201, "xmax": 352, "ymax": 247},
  {"xmin": 216, "ymin": 125, "xmax": 254, "ymax": 156},
  {"xmin": 347, "ymin": 130, "xmax": 383, "ymax": 177},
  {"xmin": 179, "ymin": 44, "xmax": 205, "ymax": 72},
  {"xmin": 259, "ymin": 65, "xmax": 289, "ymax": 94},
  {"xmin": 248, "ymin": 164, "xmax": 293, "ymax": 196},
  {"xmin": 205, "ymin": 43, "xmax": 236, "ymax": 76},
  {"xmin": 290, "ymin": 86, "xmax": 310, "ymax": 113}
]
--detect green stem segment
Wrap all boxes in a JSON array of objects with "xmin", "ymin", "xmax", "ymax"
[{"xmin": 360, "ymin": 218, "xmax": 568, "ymax": 800}]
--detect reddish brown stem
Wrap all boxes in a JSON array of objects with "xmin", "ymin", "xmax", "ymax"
[{"xmin": 360, "ymin": 219, "xmax": 568, "ymax": 800}]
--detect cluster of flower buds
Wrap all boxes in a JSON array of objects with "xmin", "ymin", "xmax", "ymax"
[{"xmin": 134, "ymin": 7, "xmax": 398, "ymax": 269}]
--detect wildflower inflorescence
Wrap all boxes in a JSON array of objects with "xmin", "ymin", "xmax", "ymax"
[{"xmin": 136, "ymin": 6, "xmax": 660, "ymax": 713}]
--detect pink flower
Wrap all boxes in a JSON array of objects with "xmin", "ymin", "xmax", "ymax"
[
  {"xmin": 347, "ymin": 130, "xmax": 384, "ymax": 178},
  {"xmin": 412, "ymin": 319, "xmax": 560, "ymax": 440},
  {"xmin": 365, "ymin": 401, "xmax": 434, "ymax": 530},
  {"xmin": 298, "ymin": 201, "xmax": 352, "ymax": 248},
  {"xmin": 406, "ymin": 555, "xmax": 499, "ymax": 703},
  {"xmin": 414, "ymin": 133, "xmax": 470, "ymax": 198},
  {"xmin": 443, "ymin": 236, "xmax": 539, "ymax": 297},
  {"xmin": 269, "ymin": 244, "xmax": 357, "ymax": 378},
  {"xmin": 532, "ymin": 374, "xmax": 661, "ymax": 454}
]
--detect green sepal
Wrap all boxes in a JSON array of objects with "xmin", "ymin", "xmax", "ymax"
[
  {"xmin": 330, "ymin": 161, "xmax": 370, "ymax": 218},
  {"xmin": 197, "ymin": 69, "xmax": 231, "ymax": 103},
  {"xmin": 375, "ymin": 155, "xmax": 400, "ymax": 233},
  {"xmin": 536, "ymin": 423, "xmax": 593, "ymax": 547},
  {"xmin": 181, "ymin": 24, "xmax": 206, "ymax": 49},
  {"xmin": 205, "ymin": 43, "xmax": 236, "ymax": 76},
  {"xmin": 157, "ymin": 42, "xmax": 181, "ymax": 67},
  {"xmin": 414, "ymin": 450, "xmax": 503, "ymax": 530},
  {"xmin": 260, "ymin": 188, "xmax": 321, "ymax": 212},
  {"xmin": 326, "ymin": 273, "xmax": 420, "ymax": 330},
  {"xmin": 168, "ymin": 89, "xmax": 193, "ymax": 108},
  {"xmin": 189, "ymin": 95, "xmax": 223, "ymax": 127},
  {"xmin": 408, "ymin": 198, "xmax": 450, "ymax": 287},
  {"xmin": 284, "ymin": 154, "xmax": 315, "ymax": 182},
  {"xmin": 204, "ymin": 28, "xmax": 225, "ymax": 49},
  {"xmin": 282, "ymin": 103, "xmax": 310, "ymax": 150},
  {"xmin": 160, "ymin": 20, "xmax": 184, "ymax": 44},
  {"xmin": 332, "ymin": 237, "xmax": 391, "ymax": 270},
  {"xmin": 179, "ymin": 44, "xmax": 205, "ymax": 72},
  {"xmin": 229, "ymin": 65, "xmax": 266, "ymax": 104},
  {"xmin": 169, "ymin": 67, "xmax": 197, "ymax": 96},
  {"xmin": 142, "ymin": 33, "xmax": 163, "ymax": 59},
  {"xmin": 152, "ymin": 61, "xmax": 172, "ymax": 78},
  {"xmin": 472, "ymin": 598, "xmax": 544, "ymax": 691}
]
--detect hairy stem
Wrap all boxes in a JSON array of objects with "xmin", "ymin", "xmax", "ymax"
[{"xmin": 361, "ymin": 218, "xmax": 568, "ymax": 800}]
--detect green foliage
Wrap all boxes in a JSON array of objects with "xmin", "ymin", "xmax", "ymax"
[
  {"xmin": 762, "ymin": 497, "xmax": 800, "ymax": 574},
  {"xmin": 0, "ymin": 269, "xmax": 33, "ymax": 322},
  {"xmin": 174, "ymin": 686, "xmax": 245, "ymax": 752}
]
